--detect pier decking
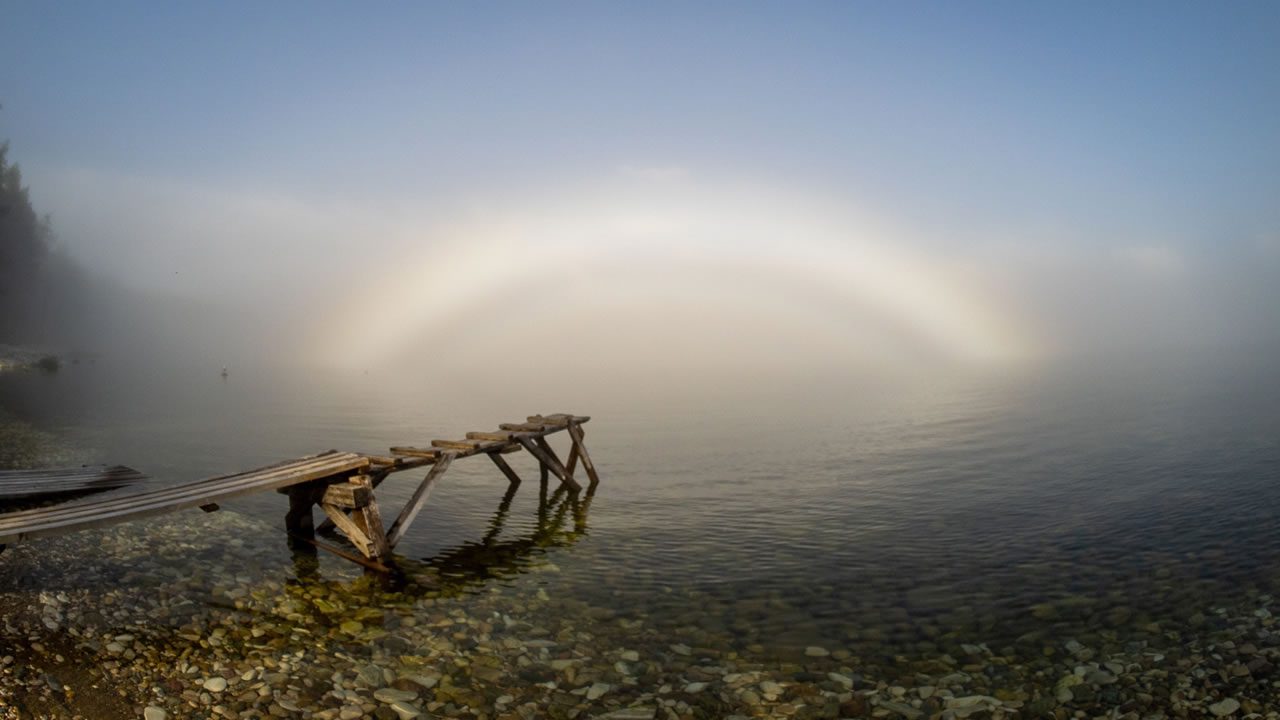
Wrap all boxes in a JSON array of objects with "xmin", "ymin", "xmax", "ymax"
[
  {"xmin": 0, "ymin": 465, "xmax": 146, "ymax": 502},
  {"xmin": 0, "ymin": 413, "xmax": 597, "ymax": 571}
]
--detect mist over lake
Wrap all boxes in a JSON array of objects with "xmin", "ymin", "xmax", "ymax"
[{"xmin": 3, "ymin": 3, "xmax": 1280, "ymax": 718}]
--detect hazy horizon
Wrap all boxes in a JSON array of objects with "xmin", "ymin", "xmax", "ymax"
[{"xmin": 2, "ymin": 2, "xmax": 1277, "ymax": 384}]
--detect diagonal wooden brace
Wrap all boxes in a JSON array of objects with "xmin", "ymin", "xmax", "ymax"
[
  {"xmin": 518, "ymin": 436, "xmax": 580, "ymax": 491},
  {"xmin": 353, "ymin": 475, "xmax": 391, "ymax": 559},
  {"xmin": 387, "ymin": 453, "xmax": 454, "ymax": 547},
  {"xmin": 566, "ymin": 422, "xmax": 600, "ymax": 487},
  {"xmin": 488, "ymin": 452, "xmax": 523, "ymax": 485},
  {"xmin": 319, "ymin": 503, "xmax": 376, "ymax": 557}
]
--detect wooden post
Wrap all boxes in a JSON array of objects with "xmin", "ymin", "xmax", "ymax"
[
  {"xmin": 488, "ymin": 452, "xmax": 523, "ymax": 486},
  {"xmin": 387, "ymin": 453, "xmax": 454, "ymax": 548},
  {"xmin": 518, "ymin": 436, "xmax": 580, "ymax": 491},
  {"xmin": 349, "ymin": 475, "xmax": 391, "ymax": 560},
  {"xmin": 285, "ymin": 485, "xmax": 316, "ymax": 546},
  {"xmin": 565, "ymin": 442, "xmax": 581, "ymax": 478},
  {"xmin": 566, "ymin": 422, "xmax": 600, "ymax": 487},
  {"xmin": 285, "ymin": 483, "xmax": 319, "ymax": 578}
]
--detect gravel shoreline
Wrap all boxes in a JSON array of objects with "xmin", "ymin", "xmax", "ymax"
[{"xmin": 3, "ymin": 509, "xmax": 1280, "ymax": 719}]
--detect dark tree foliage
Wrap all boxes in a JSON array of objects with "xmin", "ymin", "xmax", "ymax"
[{"xmin": 0, "ymin": 142, "xmax": 55, "ymax": 340}]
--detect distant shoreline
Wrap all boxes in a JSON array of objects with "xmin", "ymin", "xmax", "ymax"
[{"xmin": 0, "ymin": 344, "xmax": 63, "ymax": 374}]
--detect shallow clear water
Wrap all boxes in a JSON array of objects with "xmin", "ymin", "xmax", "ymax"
[{"xmin": 3, "ymin": 351, "xmax": 1279, "ymax": 660}]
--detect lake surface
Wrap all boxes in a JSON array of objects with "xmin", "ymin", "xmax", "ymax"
[{"xmin": 3, "ymin": 351, "xmax": 1279, "ymax": 661}]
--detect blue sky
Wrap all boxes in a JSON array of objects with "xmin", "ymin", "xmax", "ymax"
[{"xmin": 2, "ymin": 2, "xmax": 1278, "ymax": 366}]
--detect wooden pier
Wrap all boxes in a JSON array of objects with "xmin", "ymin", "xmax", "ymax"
[
  {"xmin": 0, "ymin": 465, "xmax": 146, "ymax": 503},
  {"xmin": 0, "ymin": 413, "xmax": 597, "ymax": 571}
]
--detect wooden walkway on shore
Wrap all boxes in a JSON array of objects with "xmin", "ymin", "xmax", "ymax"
[
  {"xmin": 0, "ymin": 413, "xmax": 597, "ymax": 571},
  {"xmin": 0, "ymin": 465, "xmax": 146, "ymax": 502}
]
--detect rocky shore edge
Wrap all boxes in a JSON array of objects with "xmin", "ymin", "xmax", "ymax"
[{"xmin": 3, "ymin": 510, "xmax": 1280, "ymax": 720}]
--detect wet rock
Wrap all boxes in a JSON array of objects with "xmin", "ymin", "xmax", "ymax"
[
  {"xmin": 373, "ymin": 687, "xmax": 418, "ymax": 703},
  {"xmin": 1210, "ymin": 698, "xmax": 1241, "ymax": 717},
  {"xmin": 389, "ymin": 701, "xmax": 422, "ymax": 719},
  {"xmin": 202, "ymin": 676, "xmax": 227, "ymax": 692},
  {"xmin": 593, "ymin": 708, "xmax": 657, "ymax": 720}
]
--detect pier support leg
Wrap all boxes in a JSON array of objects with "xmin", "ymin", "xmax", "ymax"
[
  {"xmin": 566, "ymin": 422, "xmax": 600, "ymax": 487},
  {"xmin": 285, "ymin": 486, "xmax": 316, "ymax": 545},
  {"xmin": 488, "ymin": 452, "xmax": 523, "ymax": 486},
  {"xmin": 317, "ymin": 475, "xmax": 393, "ymax": 563},
  {"xmin": 519, "ymin": 436, "xmax": 580, "ymax": 491},
  {"xmin": 285, "ymin": 484, "xmax": 319, "ymax": 578},
  {"xmin": 387, "ymin": 453, "xmax": 455, "ymax": 548},
  {"xmin": 351, "ymin": 475, "xmax": 392, "ymax": 560}
]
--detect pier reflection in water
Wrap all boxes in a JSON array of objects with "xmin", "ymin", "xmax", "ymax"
[{"xmin": 294, "ymin": 478, "xmax": 595, "ymax": 591}]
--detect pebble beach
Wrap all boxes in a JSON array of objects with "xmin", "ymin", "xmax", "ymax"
[{"xmin": 4, "ymin": 507, "xmax": 1280, "ymax": 719}]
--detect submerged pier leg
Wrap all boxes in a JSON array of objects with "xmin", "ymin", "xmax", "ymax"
[
  {"xmin": 285, "ymin": 484, "xmax": 319, "ymax": 577},
  {"xmin": 566, "ymin": 421, "xmax": 600, "ymax": 487}
]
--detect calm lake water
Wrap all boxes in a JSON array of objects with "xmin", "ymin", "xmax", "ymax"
[{"xmin": 3, "ymin": 351, "xmax": 1279, "ymax": 660}]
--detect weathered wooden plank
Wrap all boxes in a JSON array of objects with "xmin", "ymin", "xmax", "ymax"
[
  {"xmin": 322, "ymin": 482, "xmax": 371, "ymax": 509},
  {"xmin": 431, "ymin": 439, "xmax": 484, "ymax": 450},
  {"xmin": 389, "ymin": 446, "xmax": 441, "ymax": 458},
  {"xmin": 500, "ymin": 422, "xmax": 551, "ymax": 432},
  {"xmin": 319, "ymin": 503, "xmax": 373, "ymax": 556},
  {"xmin": 1, "ymin": 453, "xmax": 360, "ymax": 527},
  {"xmin": 466, "ymin": 431, "xmax": 516, "ymax": 441},
  {"xmin": 429, "ymin": 439, "xmax": 511, "ymax": 457},
  {"xmin": 527, "ymin": 414, "xmax": 591, "ymax": 425},
  {"xmin": 0, "ymin": 465, "xmax": 146, "ymax": 500},
  {"xmin": 488, "ymin": 453, "xmax": 522, "ymax": 485},
  {"xmin": 567, "ymin": 422, "xmax": 600, "ymax": 486},
  {"xmin": 386, "ymin": 453, "xmax": 454, "ymax": 548},
  {"xmin": 1, "ymin": 453, "xmax": 362, "ymax": 522},
  {"xmin": 350, "ymin": 475, "xmax": 391, "ymax": 559},
  {"xmin": 361, "ymin": 454, "xmax": 405, "ymax": 467},
  {"xmin": 0, "ymin": 452, "xmax": 369, "ymax": 544}
]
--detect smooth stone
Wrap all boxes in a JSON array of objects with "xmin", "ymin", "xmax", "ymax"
[
  {"xmin": 357, "ymin": 664, "xmax": 384, "ymax": 687},
  {"xmin": 374, "ymin": 688, "xmax": 418, "ymax": 703},
  {"xmin": 400, "ymin": 673, "xmax": 439, "ymax": 689},
  {"xmin": 389, "ymin": 701, "xmax": 422, "ymax": 720},
  {"xmin": 144, "ymin": 708, "xmax": 168, "ymax": 720},
  {"xmin": 587, "ymin": 682, "xmax": 611, "ymax": 700},
  {"xmin": 202, "ymin": 677, "xmax": 228, "ymax": 693},
  {"xmin": 878, "ymin": 701, "xmax": 922, "ymax": 719},
  {"xmin": 804, "ymin": 646, "xmax": 830, "ymax": 657},
  {"xmin": 339, "ymin": 706, "xmax": 365, "ymax": 720},
  {"xmin": 948, "ymin": 696, "xmax": 999, "ymax": 709},
  {"xmin": 1210, "ymin": 699, "xmax": 1241, "ymax": 717},
  {"xmin": 594, "ymin": 709, "xmax": 657, "ymax": 720}
]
